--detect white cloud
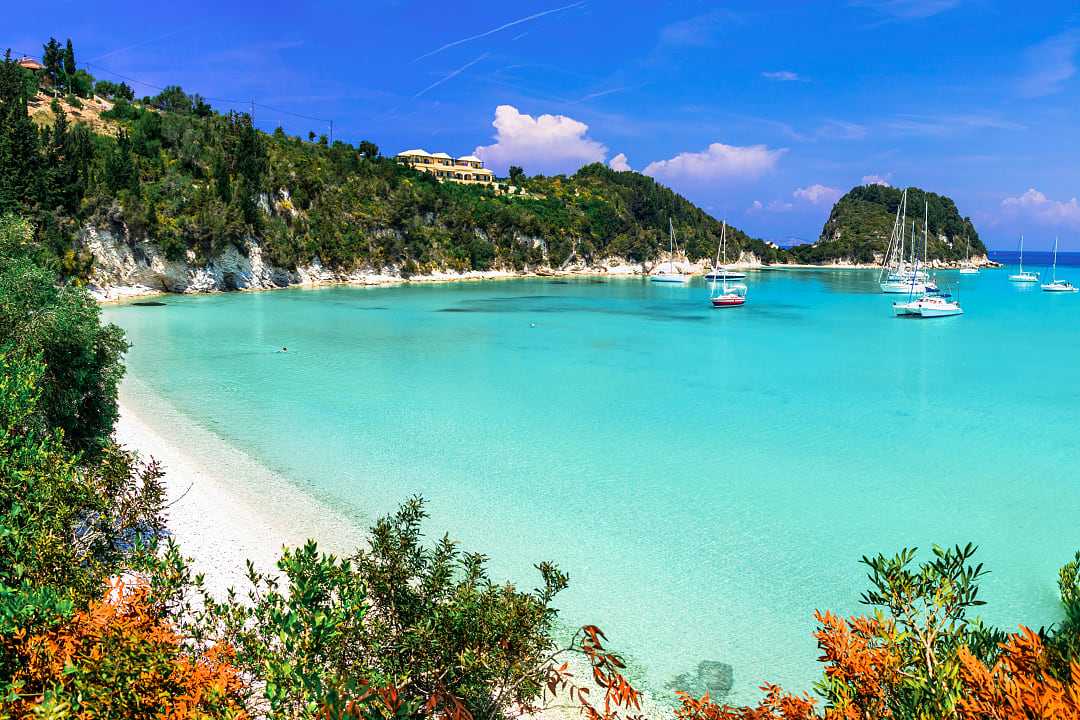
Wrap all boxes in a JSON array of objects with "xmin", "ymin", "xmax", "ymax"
[
  {"xmin": 762, "ymin": 70, "xmax": 800, "ymax": 81},
  {"xmin": 748, "ymin": 199, "xmax": 794, "ymax": 214},
  {"xmin": 862, "ymin": 174, "xmax": 892, "ymax": 186},
  {"xmin": 852, "ymin": 0, "xmax": 963, "ymax": 19},
  {"xmin": 609, "ymin": 153, "xmax": 632, "ymax": 172},
  {"xmin": 658, "ymin": 9, "xmax": 738, "ymax": 47},
  {"xmin": 474, "ymin": 105, "xmax": 607, "ymax": 175},
  {"xmin": 816, "ymin": 119, "xmax": 867, "ymax": 140},
  {"xmin": 885, "ymin": 113, "xmax": 1026, "ymax": 136},
  {"xmin": 793, "ymin": 184, "xmax": 842, "ymax": 205},
  {"xmin": 1017, "ymin": 30, "xmax": 1080, "ymax": 98},
  {"xmin": 1001, "ymin": 188, "xmax": 1080, "ymax": 229},
  {"xmin": 643, "ymin": 142, "xmax": 786, "ymax": 183}
]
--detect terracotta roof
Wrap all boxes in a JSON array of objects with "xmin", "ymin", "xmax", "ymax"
[{"xmin": 16, "ymin": 57, "xmax": 44, "ymax": 71}]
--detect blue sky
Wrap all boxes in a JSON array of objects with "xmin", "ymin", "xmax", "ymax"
[{"xmin": 6, "ymin": 1, "xmax": 1080, "ymax": 248}]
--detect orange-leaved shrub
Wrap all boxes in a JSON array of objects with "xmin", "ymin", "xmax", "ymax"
[
  {"xmin": 2, "ymin": 582, "xmax": 247, "ymax": 719},
  {"xmin": 674, "ymin": 545, "xmax": 1080, "ymax": 720},
  {"xmin": 957, "ymin": 626, "xmax": 1080, "ymax": 719}
]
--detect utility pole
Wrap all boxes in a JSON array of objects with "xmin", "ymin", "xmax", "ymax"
[
  {"xmin": 329, "ymin": 119, "xmax": 333, "ymax": 144},
  {"xmin": 250, "ymin": 99, "xmax": 255, "ymax": 124}
]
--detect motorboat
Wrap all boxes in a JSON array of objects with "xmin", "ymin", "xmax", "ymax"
[{"xmin": 893, "ymin": 294, "xmax": 963, "ymax": 317}]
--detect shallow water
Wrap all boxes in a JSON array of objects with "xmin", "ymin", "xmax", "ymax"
[{"xmin": 104, "ymin": 264, "xmax": 1080, "ymax": 703}]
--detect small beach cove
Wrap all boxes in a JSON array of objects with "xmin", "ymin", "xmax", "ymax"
[{"xmin": 104, "ymin": 270, "xmax": 1080, "ymax": 705}]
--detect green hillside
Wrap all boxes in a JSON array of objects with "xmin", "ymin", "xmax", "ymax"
[
  {"xmin": 787, "ymin": 184, "xmax": 985, "ymax": 265},
  {"xmin": 0, "ymin": 46, "xmax": 784, "ymax": 282}
]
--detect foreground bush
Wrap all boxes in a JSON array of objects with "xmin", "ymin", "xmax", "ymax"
[
  {"xmin": 676, "ymin": 545, "xmax": 1080, "ymax": 720},
  {"xmin": 3, "ymin": 583, "xmax": 247, "ymax": 719},
  {"xmin": 0, "ymin": 214, "xmax": 128, "ymax": 453},
  {"xmin": 194, "ymin": 497, "xmax": 642, "ymax": 720}
]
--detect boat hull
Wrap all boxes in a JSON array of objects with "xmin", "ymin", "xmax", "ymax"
[
  {"xmin": 704, "ymin": 271, "xmax": 747, "ymax": 280},
  {"xmin": 959, "ymin": 268, "xmax": 978, "ymax": 275},
  {"xmin": 1009, "ymin": 273, "xmax": 1039, "ymax": 282},
  {"xmin": 881, "ymin": 281, "xmax": 928, "ymax": 294},
  {"xmin": 1041, "ymin": 283, "xmax": 1078, "ymax": 293},
  {"xmin": 650, "ymin": 274, "xmax": 690, "ymax": 283},
  {"xmin": 918, "ymin": 306, "xmax": 964, "ymax": 317},
  {"xmin": 892, "ymin": 299, "xmax": 963, "ymax": 317},
  {"xmin": 711, "ymin": 296, "xmax": 745, "ymax": 308}
]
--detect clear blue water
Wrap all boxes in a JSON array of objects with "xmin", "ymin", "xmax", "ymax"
[{"xmin": 103, "ymin": 266, "xmax": 1080, "ymax": 703}]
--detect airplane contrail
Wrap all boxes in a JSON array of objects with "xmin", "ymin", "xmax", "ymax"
[
  {"xmin": 414, "ymin": 53, "xmax": 489, "ymax": 98},
  {"xmin": 413, "ymin": 1, "xmax": 585, "ymax": 62}
]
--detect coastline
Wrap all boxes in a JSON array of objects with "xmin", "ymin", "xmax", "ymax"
[
  {"xmin": 113, "ymin": 380, "xmax": 364, "ymax": 597},
  {"xmin": 114, "ymin": 380, "xmax": 674, "ymax": 719},
  {"xmin": 89, "ymin": 249, "xmax": 999, "ymax": 303}
]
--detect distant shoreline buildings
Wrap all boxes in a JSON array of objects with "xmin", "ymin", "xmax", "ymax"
[{"xmin": 395, "ymin": 149, "xmax": 496, "ymax": 186}]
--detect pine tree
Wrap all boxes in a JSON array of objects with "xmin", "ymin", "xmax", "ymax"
[
  {"xmin": 104, "ymin": 130, "xmax": 137, "ymax": 195},
  {"xmin": 0, "ymin": 52, "xmax": 41, "ymax": 214}
]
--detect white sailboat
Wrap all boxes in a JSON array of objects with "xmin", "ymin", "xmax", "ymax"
[
  {"xmin": 959, "ymin": 235, "xmax": 979, "ymax": 274},
  {"xmin": 880, "ymin": 190, "xmax": 931, "ymax": 294},
  {"xmin": 708, "ymin": 221, "xmax": 747, "ymax": 307},
  {"xmin": 703, "ymin": 220, "xmax": 747, "ymax": 280},
  {"xmin": 1041, "ymin": 237, "xmax": 1077, "ymax": 293},
  {"xmin": 1009, "ymin": 234, "xmax": 1039, "ymax": 282},
  {"xmin": 651, "ymin": 219, "xmax": 691, "ymax": 283},
  {"xmin": 893, "ymin": 201, "xmax": 963, "ymax": 317}
]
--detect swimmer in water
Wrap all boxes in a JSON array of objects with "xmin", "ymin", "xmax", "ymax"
[{"xmin": 281, "ymin": 347, "xmax": 288, "ymax": 352}]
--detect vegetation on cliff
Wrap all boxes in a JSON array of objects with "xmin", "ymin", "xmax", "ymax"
[
  {"xmin": 0, "ymin": 43, "xmax": 782, "ymax": 285},
  {"xmin": 786, "ymin": 184, "xmax": 986, "ymax": 265}
]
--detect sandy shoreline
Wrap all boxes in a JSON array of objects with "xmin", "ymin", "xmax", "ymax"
[
  {"xmin": 114, "ymin": 390, "xmax": 673, "ymax": 718},
  {"xmin": 113, "ymin": 389, "xmax": 364, "ymax": 597}
]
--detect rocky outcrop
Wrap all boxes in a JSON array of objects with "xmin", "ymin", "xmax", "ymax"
[
  {"xmin": 83, "ymin": 226, "xmax": 298, "ymax": 299},
  {"xmin": 83, "ymin": 223, "xmax": 774, "ymax": 302}
]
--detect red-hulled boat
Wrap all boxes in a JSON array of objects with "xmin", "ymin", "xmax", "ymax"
[
  {"xmin": 707, "ymin": 220, "xmax": 748, "ymax": 308},
  {"xmin": 711, "ymin": 292, "xmax": 746, "ymax": 308}
]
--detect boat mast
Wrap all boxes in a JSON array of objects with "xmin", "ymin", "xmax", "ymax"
[
  {"xmin": 1053, "ymin": 236, "xmax": 1059, "ymax": 282},
  {"xmin": 923, "ymin": 201, "xmax": 929, "ymax": 270},
  {"xmin": 1019, "ymin": 234, "xmax": 1024, "ymax": 273},
  {"xmin": 711, "ymin": 222, "xmax": 725, "ymax": 295},
  {"xmin": 668, "ymin": 218, "xmax": 674, "ymax": 271},
  {"xmin": 881, "ymin": 196, "xmax": 904, "ymax": 283}
]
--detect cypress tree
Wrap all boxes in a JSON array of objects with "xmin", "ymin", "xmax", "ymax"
[{"xmin": 63, "ymin": 39, "xmax": 76, "ymax": 91}]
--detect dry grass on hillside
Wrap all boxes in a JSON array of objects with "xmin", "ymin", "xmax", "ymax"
[{"xmin": 28, "ymin": 92, "xmax": 119, "ymax": 135}]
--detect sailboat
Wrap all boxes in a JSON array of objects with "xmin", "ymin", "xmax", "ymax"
[
  {"xmin": 880, "ymin": 190, "xmax": 931, "ymax": 294},
  {"xmin": 1008, "ymin": 234, "xmax": 1039, "ymax": 282},
  {"xmin": 959, "ymin": 235, "xmax": 979, "ymax": 274},
  {"xmin": 651, "ymin": 219, "xmax": 691, "ymax": 283},
  {"xmin": 708, "ymin": 222, "xmax": 747, "ymax": 307},
  {"xmin": 893, "ymin": 201, "xmax": 963, "ymax": 317},
  {"xmin": 703, "ymin": 221, "xmax": 747, "ymax": 280},
  {"xmin": 1041, "ymin": 237, "xmax": 1077, "ymax": 292}
]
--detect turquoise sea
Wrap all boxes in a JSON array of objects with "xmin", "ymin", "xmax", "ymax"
[{"xmin": 103, "ymin": 262, "xmax": 1080, "ymax": 703}]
